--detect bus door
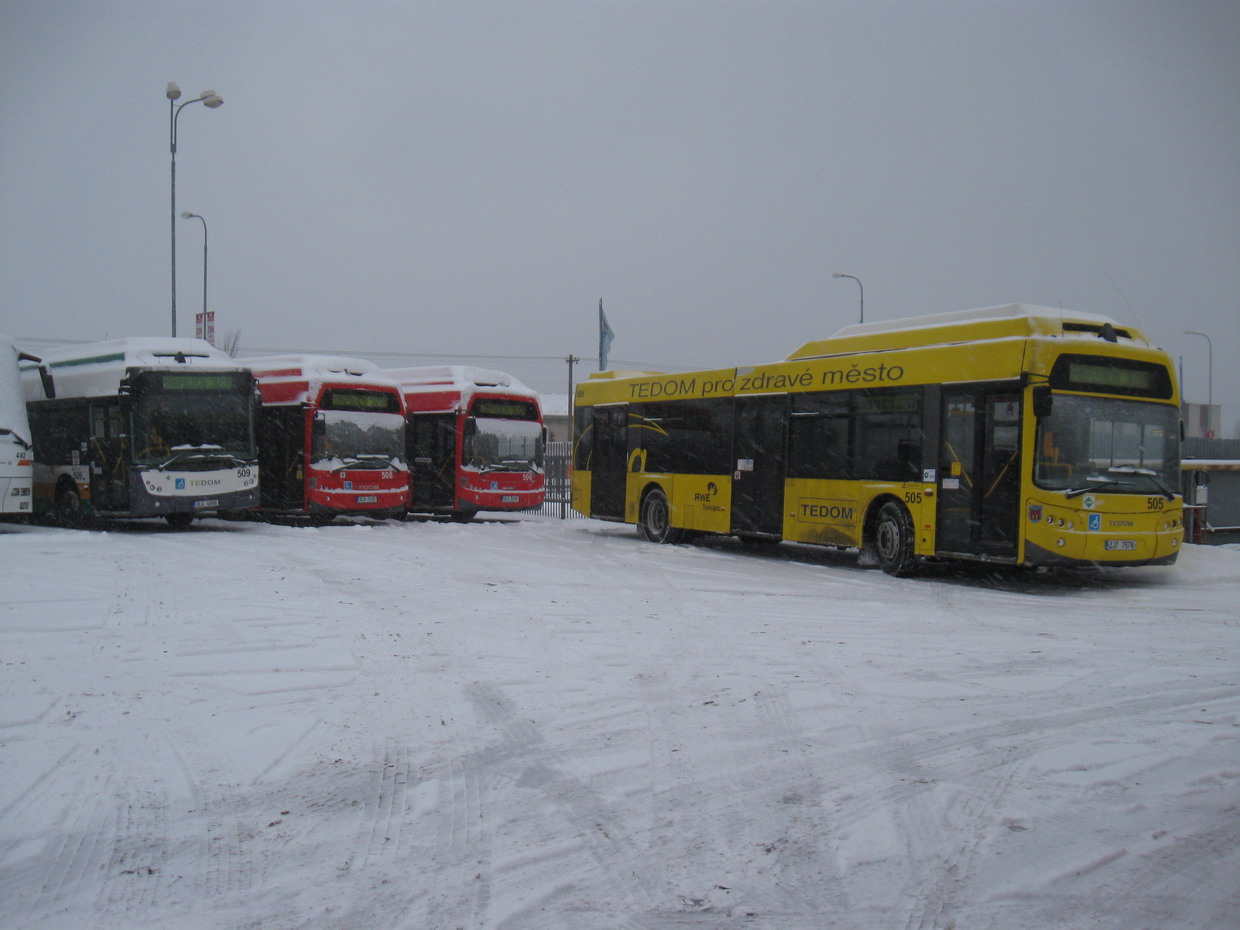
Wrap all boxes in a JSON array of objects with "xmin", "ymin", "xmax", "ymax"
[
  {"xmin": 589, "ymin": 404, "xmax": 628, "ymax": 520},
  {"xmin": 937, "ymin": 390, "xmax": 1021, "ymax": 557},
  {"xmin": 731, "ymin": 394, "xmax": 788, "ymax": 536},
  {"xmin": 410, "ymin": 413, "xmax": 456, "ymax": 509},
  {"xmin": 90, "ymin": 401, "xmax": 129, "ymax": 511}
]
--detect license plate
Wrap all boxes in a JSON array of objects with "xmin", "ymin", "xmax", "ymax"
[
  {"xmin": 1105, "ymin": 539, "xmax": 1136, "ymax": 551},
  {"xmin": 193, "ymin": 499, "xmax": 219, "ymax": 509},
  {"xmin": 357, "ymin": 496, "xmax": 377, "ymax": 504},
  {"xmin": 502, "ymin": 495, "xmax": 519, "ymax": 503}
]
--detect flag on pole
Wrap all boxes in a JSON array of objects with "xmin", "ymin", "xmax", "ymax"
[{"xmin": 598, "ymin": 299, "xmax": 615, "ymax": 371}]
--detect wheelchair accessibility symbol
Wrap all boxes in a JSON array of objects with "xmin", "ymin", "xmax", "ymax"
[{"xmin": 1088, "ymin": 513, "xmax": 1101, "ymax": 531}]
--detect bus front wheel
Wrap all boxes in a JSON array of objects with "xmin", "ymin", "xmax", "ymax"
[
  {"xmin": 639, "ymin": 489, "xmax": 684, "ymax": 544},
  {"xmin": 874, "ymin": 501, "xmax": 917, "ymax": 577},
  {"xmin": 55, "ymin": 479, "xmax": 83, "ymax": 527}
]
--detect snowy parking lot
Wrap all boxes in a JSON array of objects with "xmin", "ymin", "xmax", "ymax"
[{"xmin": 1, "ymin": 515, "xmax": 1238, "ymax": 929}]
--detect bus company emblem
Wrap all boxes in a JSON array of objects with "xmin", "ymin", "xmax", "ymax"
[
  {"xmin": 798, "ymin": 499, "xmax": 855, "ymax": 524},
  {"xmin": 693, "ymin": 481, "xmax": 719, "ymax": 503},
  {"xmin": 1028, "ymin": 504, "xmax": 1043, "ymax": 523}
]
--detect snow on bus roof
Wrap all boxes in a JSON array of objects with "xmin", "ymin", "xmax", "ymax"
[
  {"xmin": 239, "ymin": 354, "xmax": 384, "ymax": 379},
  {"xmin": 31, "ymin": 337, "xmax": 235, "ymax": 366},
  {"xmin": 238, "ymin": 354, "xmax": 400, "ymax": 406},
  {"xmin": 20, "ymin": 337, "xmax": 243, "ymax": 401},
  {"xmin": 384, "ymin": 365, "xmax": 537, "ymax": 397},
  {"xmin": 788, "ymin": 303, "xmax": 1154, "ymax": 360}
]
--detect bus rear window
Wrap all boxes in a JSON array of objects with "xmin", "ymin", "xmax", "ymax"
[{"xmin": 1049, "ymin": 355, "xmax": 1172, "ymax": 399}]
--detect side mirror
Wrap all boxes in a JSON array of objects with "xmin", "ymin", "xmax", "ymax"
[
  {"xmin": 1032, "ymin": 385, "xmax": 1053, "ymax": 419},
  {"xmin": 20, "ymin": 353, "xmax": 56, "ymax": 399},
  {"xmin": 313, "ymin": 414, "xmax": 326, "ymax": 437},
  {"xmin": 463, "ymin": 416, "xmax": 477, "ymax": 439}
]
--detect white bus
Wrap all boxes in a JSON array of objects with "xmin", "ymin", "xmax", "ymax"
[
  {"xmin": 1, "ymin": 335, "xmax": 52, "ymax": 516},
  {"xmin": 23, "ymin": 338, "xmax": 260, "ymax": 526}
]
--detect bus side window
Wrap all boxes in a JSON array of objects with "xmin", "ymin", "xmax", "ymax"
[{"xmin": 897, "ymin": 439, "xmax": 921, "ymax": 479}]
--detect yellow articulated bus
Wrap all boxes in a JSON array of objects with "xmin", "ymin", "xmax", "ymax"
[{"xmin": 571, "ymin": 304, "xmax": 1183, "ymax": 575}]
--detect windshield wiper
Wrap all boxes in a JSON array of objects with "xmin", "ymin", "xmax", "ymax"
[
  {"xmin": 330, "ymin": 454, "xmax": 396, "ymax": 473},
  {"xmin": 479, "ymin": 460, "xmax": 533, "ymax": 473},
  {"xmin": 1106, "ymin": 465, "xmax": 1176, "ymax": 500},
  {"xmin": 159, "ymin": 446, "xmax": 250, "ymax": 469},
  {"xmin": 1064, "ymin": 466, "xmax": 1175, "ymax": 501},
  {"xmin": 1064, "ymin": 476, "xmax": 1128, "ymax": 499}
]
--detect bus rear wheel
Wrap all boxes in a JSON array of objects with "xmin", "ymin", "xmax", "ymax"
[
  {"xmin": 874, "ymin": 500, "xmax": 917, "ymax": 576},
  {"xmin": 639, "ymin": 488, "xmax": 684, "ymax": 544}
]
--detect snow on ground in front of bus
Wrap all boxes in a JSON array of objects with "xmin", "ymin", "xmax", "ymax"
[{"xmin": 1, "ymin": 517, "xmax": 1238, "ymax": 930}]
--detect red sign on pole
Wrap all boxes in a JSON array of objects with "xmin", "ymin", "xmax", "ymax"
[{"xmin": 195, "ymin": 311, "xmax": 216, "ymax": 345}]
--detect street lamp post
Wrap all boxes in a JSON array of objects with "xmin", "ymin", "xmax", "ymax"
[
  {"xmin": 832, "ymin": 272, "xmax": 864, "ymax": 324},
  {"xmin": 181, "ymin": 212, "xmax": 208, "ymax": 341},
  {"xmin": 1184, "ymin": 330, "xmax": 1213, "ymax": 407},
  {"xmin": 168, "ymin": 82, "xmax": 223, "ymax": 338}
]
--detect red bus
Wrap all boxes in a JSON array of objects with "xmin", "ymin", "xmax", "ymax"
[
  {"xmin": 384, "ymin": 366, "xmax": 545, "ymax": 521},
  {"xmin": 242, "ymin": 356, "xmax": 409, "ymax": 522}
]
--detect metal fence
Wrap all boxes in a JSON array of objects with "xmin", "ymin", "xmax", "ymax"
[
  {"xmin": 534, "ymin": 441, "xmax": 582, "ymax": 519},
  {"xmin": 1183, "ymin": 437, "xmax": 1240, "ymax": 545}
]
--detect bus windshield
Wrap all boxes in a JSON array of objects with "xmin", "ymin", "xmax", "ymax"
[
  {"xmin": 1034, "ymin": 394, "xmax": 1180, "ymax": 497},
  {"xmin": 132, "ymin": 388, "xmax": 255, "ymax": 465},
  {"xmin": 311, "ymin": 410, "xmax": 406, "ymax": 471},
  {"xmin": 463, "ymin": 417, "xmax": 544, "ymax": 473}
]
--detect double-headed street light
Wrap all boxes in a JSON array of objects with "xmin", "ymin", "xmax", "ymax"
[
  {"xmin": 181, "ymin": 212, "xmax": 208, "ymax": 341},
  {"xmin": 833, "ymin": 272, "xmax": 864, "ymax": 324},
  {"xmin": 168, "ymin": 82, "xmax": 222, "ymax": 338}
]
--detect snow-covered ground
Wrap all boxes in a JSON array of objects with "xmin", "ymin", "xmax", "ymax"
[{"xmin": 1, "ymin": 515, "xmax": 1237, "ymax": 930}]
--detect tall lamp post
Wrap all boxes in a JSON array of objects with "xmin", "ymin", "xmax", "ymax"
[
  {"xmin": 181, "ymin": 212, "xmax": 208, "ymax": 342},
  {"xmin": 168, "ymin": 82, "xmax": 223, "ymax": 338},
  {"xmin": 1184, "ymin": 330, "xmax": 1213, "ymax": 406},
  {"xmin": 833, "ymin": 272, "xmax": 864, "ymax": 324}
]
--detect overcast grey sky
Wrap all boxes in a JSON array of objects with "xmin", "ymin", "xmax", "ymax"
[{"xmin": 1, "ymin": 0, "xmax": 1237, "ymax": 428}]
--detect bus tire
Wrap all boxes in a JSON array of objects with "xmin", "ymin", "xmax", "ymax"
[
  {"xmin": 55, "ymin": 479, "xmax": 83, "ymax": 527},
  {"xmin": 874, "ymin": 500, "xmax": 917, "ymax": 577},
  {"xmin": 639, "ymin": 488, "xmax": 684, "ymax": 544}
]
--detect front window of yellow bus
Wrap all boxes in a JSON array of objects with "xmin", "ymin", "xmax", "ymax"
[
  {"xmin": 1034, "ymin": 394, "xmax": 1180, "ymax": 500},
  {"xmin": 129, "ymin": 370, "xmax": 256, "ymax": 468}
]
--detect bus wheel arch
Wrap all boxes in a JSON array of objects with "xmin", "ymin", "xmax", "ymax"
[
  {"xmin": 638, "ymin": 484, "xmax": 685, "ymax": 544},
  {"xmin": 867, "ymin": 496, "xmax": 918, "ymax": 576}
]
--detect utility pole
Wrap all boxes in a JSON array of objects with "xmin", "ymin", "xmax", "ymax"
[{"xmin": 563, "ymin": 355, "xmax": 580, "ymax": 518}]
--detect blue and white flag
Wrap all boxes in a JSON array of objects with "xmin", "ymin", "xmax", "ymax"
[{"xmin": 598, "ymin": 299, "xmax": 615, "ymax": 371}]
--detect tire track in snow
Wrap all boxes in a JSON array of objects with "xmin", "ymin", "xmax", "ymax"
[
  {"xmin": 3, "ymin": 762, "xmax": 113, "ymax": 925},
  {"xmin": 172, "ymin": 731, "xmax": 260, "ymax": 901},
  {"xmin": 422, "ymin": 748, "xmax": 493, "ymax": 930},
  {"xmin": 464, "ymin": 681, "xmax": 661, "ymax": 918}
]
